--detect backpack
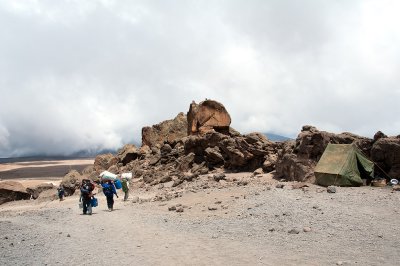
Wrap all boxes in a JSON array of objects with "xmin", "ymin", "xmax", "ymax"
[
  {"xmin": 103, "ymin": 184, "xmax": 113, "ymax": 196},
  {"xmin": 80, "ymin": 180, "xmax": 93, "ymax": 198}
]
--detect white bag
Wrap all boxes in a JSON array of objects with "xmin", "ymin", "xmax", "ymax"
[
  {"xmin": 99, "ymin": 171, "xmax": 117, "ymax": 180},
  {"xmin": 121, "ymin": 173, "xmax": 133, "ymax": 180}
]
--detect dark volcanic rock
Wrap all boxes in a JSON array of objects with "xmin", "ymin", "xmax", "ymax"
[
  {"xmin": 0, "ymin": 181, "xmax": 31, "ymax": 205},
  {"xmin": 60, "ymin": 170, "xmax": 84, "ymax": 196},
  {"xmin": 87, "ymin": 100, "xmax": 399, "ymax": 190},
  {"xmin": 26, "ymin": 183, "xmax": 55, "ymax": 200},
  {"xmin": 275, "ymin": 125, "xmax": 373, "ymax": 183},
  {"xmin": 94, "ymin": 153, "xmax": 118, "ymax": 172},
  {"xmin": 371, "ymin": 136, "xmax": 400, "ymax": 179},
  {"xmin": 184, "ymin": 131, "xmax": 277, "ymax": 171},
  {"xmin": 141, "ymin": 112, "xmax": 188, "ymax": 148},
  {"xmin": 117, "ymin": 144, "xmax": 141, "ymax": 166}
]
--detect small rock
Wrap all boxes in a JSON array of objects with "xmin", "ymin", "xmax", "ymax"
[
  {"xmin": 168, "ymin": 206, "xmax": 176, "ymax": 211},
  {"xmin": 132, "ymin": 197, "xmax": 140, "ymax": 203},
  {"xmin": 288, "ymin": 229, "xmax": 300, "ymax": 234},
  {"xmin": 213, "ymin": 173, "xmax": 226, "ymax": 182},
  {"xmin": 67, "ymin": 234, "xmax": 71, "ymax": 237},
  {"xmin": 214, "ymin": 201, "xmax": 222, "ymax": 204},
  {"xmin": 327, "ymin": 186, "xmax": 337, "ymax": 193},
  {"xmin": 253, "ymin": 168, "xmax": 263, "ymax": 176},
  {"xmin": 336, "ymin": 261, "xmax": 343, "ymax": 265},
  {"xmin": 268, "ymin": 228, "xmax": 275, "ymax": 232},
  {"xmin": 176, "ymin": 207, "xmax": 184, "ymax": 213},
  {"xmin": 276, "ymin": 184, "xmax": 284, "ymax": 189},
  {"xmin": 303, "ymin": 227, "xmax": 312, "ymax": 232},
  {"xmin": 208, "ymin": 206, "xmax": 218, "ymax": 211},
  {"xmin": 238, "ymin": 180, "xmax": 248, "ymax": 186}
]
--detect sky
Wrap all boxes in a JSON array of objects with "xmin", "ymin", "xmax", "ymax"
[{"xmin": 0, "ymin": 0, "xmax": 400, "ymax": 157}]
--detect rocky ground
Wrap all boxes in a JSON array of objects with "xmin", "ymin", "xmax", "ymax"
[{"xmin": 1, "ymin": 173, "xmax": 399, "ymax": 266}]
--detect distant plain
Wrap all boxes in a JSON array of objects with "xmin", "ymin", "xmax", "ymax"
[{"xmin": 0, "ymin": 158, "xmax": 94, "ymax": 180}]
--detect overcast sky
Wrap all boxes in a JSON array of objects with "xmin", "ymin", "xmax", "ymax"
[{"xmin": 1, "ymin": 0, "xmax": 400, "ymax": 157}]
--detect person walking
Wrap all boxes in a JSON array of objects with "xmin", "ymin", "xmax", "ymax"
[
  {"xmin": 57, "ymin": 185, "xmax": 65, "ymax": 201},
  {"xmin": 121, "ymin": 178, "xmax": 130, "ymax": 201},
  {"xmin": 102, "ymin": 180, "xmax": 118, "ymax": 211},
  {"xmin": 80, "ymin": 179, "xmax": 95, "ymax": 215}
]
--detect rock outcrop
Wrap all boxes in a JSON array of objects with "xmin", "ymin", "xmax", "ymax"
[
  {"xmin": 93, "ymin": 153, "xmax": 118, "ymax": 173},
  {"xmin": 0, "ymin": 181, "xmax": 31, "ymax": 205},
  {"xmin": 142, "ymin": 112, "xmax": 188, "ymax": 148},
  {"xmin": 77, "ymin": 100, "xmax": 400, "ymax": 191},
  {"xmin": 105, "ymin": 129, "xmax": 278, "ymax": 187},
  {"xmin": 371, "ymin": 135, "xmax": 400, "ymax": 179},
  {"xmin": 184, "ymin": 131, "xmax": 278, "ymax": 172},
  {"xmin": 187, "ymin": 100, "xmax": 231, "ymax": 135},
  {"xmin": 60, "ymin": 170, "xmax": 84, "ymax": 196},
  {"xmin": 275, "ymin": 125, "xmax": 373, "ymax": 182},
  {"xmin": 117, "ymin": 144, "xmax": 141, "ymax": 166},
  {"xmin": 26, "ymin": 183, "xmax": 55, "ymax": 200}
]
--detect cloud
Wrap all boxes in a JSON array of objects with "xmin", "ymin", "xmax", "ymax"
[{"xmin": 0, "ymin": 0, "xmax": 399, "ymax": 157}]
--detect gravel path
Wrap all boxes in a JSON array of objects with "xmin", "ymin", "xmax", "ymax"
[{"xmin": 0, "ymin": 174, "xmax": 399, "ymax": 266}]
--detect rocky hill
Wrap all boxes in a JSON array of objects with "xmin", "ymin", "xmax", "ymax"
[
  {"xmin": 78, "ymin": 99, "xmax": 399, "ymax": 192},
  {"xmin": 1, "ymin": 99, "xmax": 399, "ymax": 204}
]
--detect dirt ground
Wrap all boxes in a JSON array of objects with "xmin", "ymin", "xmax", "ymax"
[{"xmin": 0, "ymin": 173, "xmax": 399, "ymax": 266}]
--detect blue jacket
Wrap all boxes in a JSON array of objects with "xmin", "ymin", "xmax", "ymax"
[{"xmin": 102, "ymin": 182, "xmax": 117, "ymax": 197}]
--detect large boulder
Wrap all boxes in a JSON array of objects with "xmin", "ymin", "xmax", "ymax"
[
  {"xmin": 142, "ymin": 112, "xmax": 188, "ymax": 148},
  {"xmin": 26, "ymin": 183, "xmax": 55, "ymax": 200},
  {"xmin": 187, "ymin": 100, "xmax": 231, "ymax": 135},
  {"xmin": 117, "ymin": 144, "xmax": 141, "ymax": 166},
  {"xmin": 371, "ymin": 136, "xmax": 400, "ymax": 179},
  {"xmin": 60, "ymin": 170, "xmax": 84, "ymax": 196},
  {"xmin": 0, "ymin": 181, "xmax": 31, "ymax": 205},
  {"xmin": 37, "ymin": 188, "xmax": 58, "ymax": 202},
  {"xmin": 93, "ymin": 153, "xmax": 118, "ymax": 172}
]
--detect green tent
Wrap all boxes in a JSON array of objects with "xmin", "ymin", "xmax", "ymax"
[{"xmin": 315, "ymin": 143, "xmax": 374, "ymax": 187}]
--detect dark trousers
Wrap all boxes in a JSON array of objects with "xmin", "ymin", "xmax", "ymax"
[
  {"xmin": 82, "ymin": 198, "xmax": 92, "ymax": 214},
  {"xmin": 106, "ymin": 195, "xmax": 114, "ymax": 209},
  {"xmin": 123, "ymin": 190, "xmax": 129, "ymax": 201}
]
